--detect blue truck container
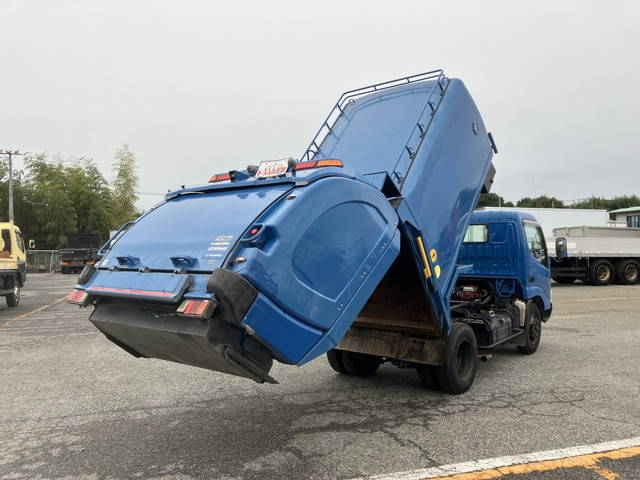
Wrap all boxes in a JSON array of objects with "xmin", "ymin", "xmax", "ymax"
[{"xmin": 67, "ymin": 70, "xmax": 551, "ymax": 393}]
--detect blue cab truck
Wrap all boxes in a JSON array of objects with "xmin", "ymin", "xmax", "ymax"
[{"xmin": 67, "ymin": 70, "xmax": 552, "ymax": 394}]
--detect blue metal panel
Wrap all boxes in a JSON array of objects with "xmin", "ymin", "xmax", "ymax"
[
  {"xmin": 229, "ymin": 175, "xmax": 399, "ymax": 331},
  {"xmin": 242, "ymin": 293, "xmax": 323, "ymax": 364},
  {"xmin": 85, "ymin": 270, "xmax": 190, "ymax": 302},
  {"xmin": 398, "ymin": 79, "xmax": 495, "ymax": 333},
  {"xmin": 298, "ymin": 229, "xmax": 401, "ymax": 364},
  {"xmin": 458, "ymin": 222, "xmax": 519, "ymax": 278},
  {"xmin": 100, "ymin": 184, "xmax": 292, "ymax": 273},
  {"xmin": 316, "ymin": 81, "xmax": 439, "ymax": 180}
]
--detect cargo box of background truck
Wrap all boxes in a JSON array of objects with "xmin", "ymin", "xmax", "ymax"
[{"xmin": 67, "ymin": 70, "xmax": 551, "ymax": 393}]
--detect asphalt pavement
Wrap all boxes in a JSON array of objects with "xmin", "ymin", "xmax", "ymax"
[{"xmin": 1, "ymin": 274, "xmax": 639, "ymax": 479}]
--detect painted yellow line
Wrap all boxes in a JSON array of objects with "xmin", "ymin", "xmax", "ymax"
[
  {"xmin": 354, "ymin": 437, "xmax": 640, "ymax": 480},
  {"xmin": 421, "ymin": 446, "xmax": 640, "ymax": 479},
  {"xmin": 0, "ymin": 296, "xmax": 67, "ymax": 327}
]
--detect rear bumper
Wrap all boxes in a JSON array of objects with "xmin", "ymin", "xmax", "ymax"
[
  {"xmin": 84, "ymin": 268, "xmax": 325, "ymax": 382},
  {"xmin": 90, "ymin": 302, "xmax": 278, "ymax": 383}
]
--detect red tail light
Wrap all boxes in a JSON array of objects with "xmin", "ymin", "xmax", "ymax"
[
  {"xmin": 208, "ymin": 173, "xmax": 232, "ymax": 183},
  {"xmin": 294, "ymin": 159, "xmax": 343, "ymax": 171},
  {"xmin": 177, "ymin": 299, "xmax": 217, "ymax": 318},
  {"xmin": 66, "ymin": 289, "xmax": 90, "ymax": 306}
]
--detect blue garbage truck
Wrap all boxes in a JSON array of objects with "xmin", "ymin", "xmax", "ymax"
[{"xmin": 67, "ymin": 70, "xmax": 552, "ymax": 393}]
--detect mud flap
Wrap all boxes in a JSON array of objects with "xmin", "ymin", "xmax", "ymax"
[{"xmin": 90, "ymin": 302, "xmax": 277, "ymax": 384}]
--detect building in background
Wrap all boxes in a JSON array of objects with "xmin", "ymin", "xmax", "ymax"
[{"xmin": 609, "ymin": 206, "xmax": 640, "ymax": 228}]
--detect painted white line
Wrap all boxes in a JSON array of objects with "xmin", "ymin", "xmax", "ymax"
[
  {"xmin": 350, "ymin": 436, "xmax": 640, "ymax": 480},
  {"xmin": 573, "ymin": 297, "xmax": 640, "ymax": 302}
]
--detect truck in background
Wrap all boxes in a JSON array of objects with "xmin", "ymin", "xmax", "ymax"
[
  {"xmin": 68, "ymin": 70, "xmax": 551, "ymax": 394},
  {"xmin": 0, "ymin": 222, "xmax": 26, "ymax": 307},
  {"xmin": 59, "ymin": 233, "xmax": 100, "ymax": 274},
  {"xmin": 551, "ymin": 226, "xmax": 640, "ymax": 285}
]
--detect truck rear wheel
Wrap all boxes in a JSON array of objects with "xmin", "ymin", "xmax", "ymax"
[
  {"xmin": 589, "ymin": 260, "xmax": 614, "ymax": 286},
  {"xmin": 6, "ymin": 286, "xmax": 21, "ymax": 307},
  {"xmin": 416, "ymin": 365, "xmax": 441, "ymax": 390},
  {"xmin": 340, "ymin": 351, "xmax": 381, "ymax": 376},
  {"xmin": 517, "ymin": 303, "xmax": 542, "ymax": 354},
  {"xmin": 326, "ymin": 349, "xmax": 349, "ymax": 374},
  {"xmin": 436, "ymin": 323, "xmax": 478, "ymax": 394},
  {"xmin": 615, "ymin": 259, "xmax": 640, "ymax": 285}
]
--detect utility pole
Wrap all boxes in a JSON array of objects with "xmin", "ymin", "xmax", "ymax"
[{"xmin": 0, "ymin": 149, "xmax": 24, "ymax": 222}]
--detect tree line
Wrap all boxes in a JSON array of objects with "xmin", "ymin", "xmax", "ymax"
[
  {"xmin": 477, "ymin": 192, "xmax": 640, "ymax": 212},
  {"xmin": 1, "ymin": 145, "xmax": 637, "ymax": 249},
  {"xmin": 0, "ymin": 144, "xmax": 139, "ymax": 249}
]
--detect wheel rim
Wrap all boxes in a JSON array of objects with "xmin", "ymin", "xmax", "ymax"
[
  {"xmin": 624, "ymin": 264, "xmax": 639, "ymax": 283},
  {"xmin": 529, "ymin": 313, "xmax": 541, "ymax": 343},
  {"xmin": 456, "ymin": 341, "xmax": 473, "ymax": 379},
  {"xmin": 596, "ymin": 265, "xmax": 611, "ymax": 282},
  {"xmin": 14, "ymin": 286, "xmax": 20, "ymax": 301}
]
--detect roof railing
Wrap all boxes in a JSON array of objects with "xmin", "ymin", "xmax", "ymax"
[{"xmin": 299, "ymin": 69, "xmax": 445, "ymax": 163}]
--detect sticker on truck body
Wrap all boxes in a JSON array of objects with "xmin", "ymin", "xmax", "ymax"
[{"xmin": 256, "ymin": 159, "xmax": 289, "ymax": 178}]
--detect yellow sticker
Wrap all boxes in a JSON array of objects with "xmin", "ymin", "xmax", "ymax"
[
  {"xmin": 430, "ymin": 249, "xmax": 437, "ymax": 263},
  {"xmin": 434, "ymin": 265, "xmax": 441, "ymax": 278}
]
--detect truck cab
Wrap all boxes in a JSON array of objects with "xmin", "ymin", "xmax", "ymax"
[
  {"xmin": 0, "ymin": 222, "xmax": 27, "ymax": 307},
  {"xmin": 449, "ymin": 210, "xmax": 552, "ymax": 356},
  {"xmin": 457, "ymin": 210, "xmax": 552, "ymax": 319}
]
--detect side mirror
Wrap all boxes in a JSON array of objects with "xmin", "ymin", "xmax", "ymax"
[
  {"xmin": 555, "ymin": 237, "xmax": 567, "ymax": 259},
  {"xmin": 28, "ymin": 239, "xmax": 36, "ymax": 249}
]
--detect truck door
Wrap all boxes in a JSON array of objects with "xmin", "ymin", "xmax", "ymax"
[{"xmin": 523, "ymin": 221, "xmax": 551, "ymax": 311}]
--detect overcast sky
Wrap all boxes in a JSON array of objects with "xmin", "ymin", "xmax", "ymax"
[{"xmin": 1, "ymin": 0, "xmax": 638, "ymax": 208}]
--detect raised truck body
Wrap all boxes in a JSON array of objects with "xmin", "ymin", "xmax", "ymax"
[{"xmin": 68, "ymin": 70, "xmax": 548, "ymax": 393}]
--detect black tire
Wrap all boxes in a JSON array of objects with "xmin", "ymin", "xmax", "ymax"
[
  {"xmin": 340, "ymin": 351, "xmax": 381, "ymax": 377},
  {"xmin": 326, "ymin": 349, "xmax": 349, "ymax": 374},
  {"xmin": 553, "ymin": 276, "xmax": 576, "ymax": 284},
  {"xmin": 615, "ymin": 259, "xmax": 640, "ymax": 285},
  {"xmin": 589, "ymin": 260, "xmax": 614, "ymax": 286},
  {"xmin": 436, "ymin": 323, "xmax": 478, "ymax": 394},
  {"xmin": 6, "ymin": 286, "xmax": 21, "ymax": 307},
  {"xmin": 416, "ymin": 365, "xmax": 441, "ymax": 390},
  {"xmin": 517, "ymin": 303, "xmax": 542, "ymax": 354}
]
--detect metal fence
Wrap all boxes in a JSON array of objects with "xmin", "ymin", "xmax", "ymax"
[{"xmin": 26, "ymin": 250, "xmax": 59, "ymax": 273}]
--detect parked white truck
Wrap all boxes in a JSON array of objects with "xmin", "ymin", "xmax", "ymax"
[{"xmin": 551, "ymin": 226, "xmax": 640, "ymax": 285}]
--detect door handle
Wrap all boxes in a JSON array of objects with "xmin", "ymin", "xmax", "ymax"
[{"xmin": 529, "ymin": 275, "xmax": 536, "ymax": 283}]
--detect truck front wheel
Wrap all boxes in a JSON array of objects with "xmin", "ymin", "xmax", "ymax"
[
  {"xmin": 436, "ymin": 323, "xmax": 478, "ymax": 394},
  {"xmin": 6, "ymin": 286, "xmax": 21, "ymax": 307},
  {"xmin": 517, "ymin": 303, "xmax": 542, "ymax": 354},
  {"xmin": 615, "ymin": 259, "xmax": 640, "ymax": 285},
  {"xmin": 589, "ymin": 260, "xmax": 614, "ymax": 286}
]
